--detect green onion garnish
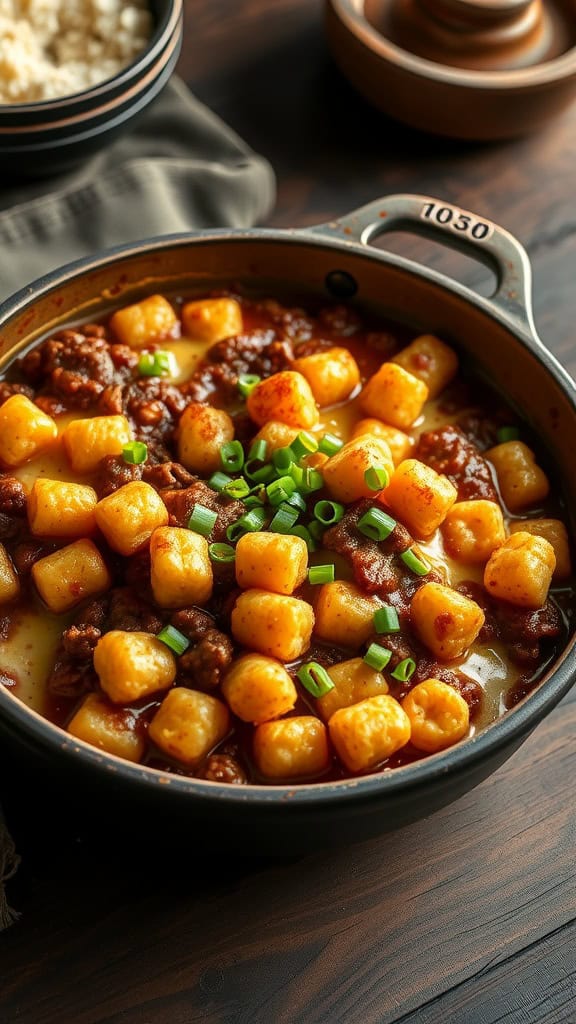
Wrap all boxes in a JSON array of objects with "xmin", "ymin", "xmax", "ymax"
[
  {"xmin": 138, "ymin": 350, "xmax": 175, "ymax": 377},
  {"xmin": 400, "ymin": 549, "xmax": 430, "ymax": 576},
  {"xmin": 269, "ymin": 504, "xmax": 299, "ymax": 534},
  {"xmin": 222, "ymin": 478, "xmax": 250, "ymax": 499},
  {"xmin": 363, "ymin": 643, "xmax": 392, "ymax": 672},
  {"xmin": 297, "ymin": 662, "xmax": 334, "ymax": 698},
  {"xmin": 291, "ymin": 525, "xmax": 316, "ymax": 552},
  {"xmin": 122, "ymin": 441, "xmax": 148, "ymax": 465},
  {"xmin": 301, "ymin": 467, "xmax": 324, "ymax": 493},
  {"xmin": 391, "ymin": 658, "xmax": 416, "ymax": 682},
  {"xmin": 364, "ymin": 466, "xmax": 389, "ymax": 491},
  {"xmin": 245, "ymin": 462, "xmax": 275, "ymax": 484},
  {"xmin": 267, "ymin": 476, "xmax": 296, "ymax": 506},
  {"xmin": 226, "ymin": 507, "xmax": 267, "ymax": 542},
  {"xmin": 208, "ymin": 470, "xmax": 233, "ymax": 492},
  {"xmin": 308, "ymin": 564, "xmax": 335, "ymax": 585},
  {"xmin": 496, "ymin": 425, "xmax": 520, "ymax": 444},
  {"xmin": 285, "ymin": 491, "xmax": 307, "ymax": 514},
  {"xmin": 318, "ymin": 433, "xmax": 343, "ymax": 456},
  {"xmin": 357, "ymin": 508, "xmax": 396, "ymax": 542},
  {"xmin": 290, "ymin": 431, "xmax": 319, "ymax": 460},
  {"xmin": 243, "ymin": 493, "xmax": 265, "ymax": 509},
  {"xmin": 238, "ymin": 374, "xmax": 261, "ymax": 398},
  {"xmin": 272, "ymin": 447, "xmax": 294, "ymax": 473},
  {"xmin": 157, "ymin": 625, "xmax": 189, "ymax": 656},
  {"xmin": 220, "ymin": 440, "xmax": 244, "ymax": 473},
  {"xmin": 248, "ymin": 439, "xmax": 268, "ymax": 463},
  {"xmin": 287, "ymin": 463, "xmax": 304, "ymax": 488},
  {"xmin": 187, "ymin": 504, "xmax": 218, "ymax": 536},
  {"xmin": 374, "ymin": 606, "xmax": 400, "ymax": 633},
  {"xmin": 308, "ymin": 520, "xmax": 325, "ymax": 542},
  {"xmin": 208, "ymin": 542, "xmax": 236, "ymax": 563},
  {"xmin": 314, "ymin": 500, "xmax": 345, "ymax": 526}
]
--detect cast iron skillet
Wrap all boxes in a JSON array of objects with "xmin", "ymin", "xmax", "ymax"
[{"xmin": 0, "ymin": 195, "xmax": 574, "ymax": 851}]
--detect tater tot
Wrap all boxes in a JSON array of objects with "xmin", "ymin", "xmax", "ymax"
[
  {"xmin": 292, "ymin": 347, "xmax": 360, "ymax": 406},
  {"xmin": 329, "ymin": 695, "xmax": 411, "ymax": 773},
  {"xmin": 149, "ymin": 688, "xmax": 230, "ymax": 767},
  {"xmin": 222, "ymin": 654, "xmax": 297, "ymax": 723},
  {"xmin": 441, "ymin": 500, "xmax": 506, "ymax": 563},
  {"xmin": 314, "ymin": 581, "xmax": 382, "ymax": 648},
  {"xmin": 67, "ymin": 693, "xmax": 145, "ymax": 763},
  {"xmin": 247, "ymin": 371, "xmax": 319, "ymax": 429},
  {"xmin": 62, "ymin": 415, "xmax": 133, "ymax": 474},
  {"xmin": 402, "ymin": 679, "xmax": 469, "ymax": 753},
  {"xmin": 382, "ymin": 459, "xmax": 457, "ymax": 538},
  {"xmin": 32, "ymin": 539, "xmax": 111, "ymax": 614},
  {"xmin": 231, "ymin": 589, "xmax": 314, "ymax": 661},
  {"xmin": 0, "ymin": 394, "xmax": 57, "ymax": 468},
  {"xmin": 150, "ymin": 527, "xmax": 213, "ymax": 607},
  {"xmin": 254, "ymin": 717, "xmax": 329, "ymax": 779},
  {"xmin": 392, "ymin": 335, "xmax": 458, "ymax": 399},
  {"xmin": 410, "ymin": 582, "xmax": 485, "ymax": 660},
  {"xmin": 486, "ymin": 440, "xmax": 549, "ymax": 511},
  {"xmin": 484, "ymin": 532, "xmax": 555, "ymax": 608},
  {"xmin": 351, "ymin": 418, "xmax": 414, "ymax": 465},
  {"xmin": 28, "ymin": 479, "xmax": 97, "ymax": 538},
  {"xmin": 110, "ymin": 294, "xmax": 177, "ymax": 348},
  {"xmin": 509, "ymin": 518, "xmax": 572, "ymax": 581},
  {"xmin": 359, "ymin": 363, "xmax": 429, "ymax": 429},
  {"xmin": 95, "ymin": 481, "xmax": 168, "ymax": 556},
  {"xmin": 322, "ymin": 436, "xmax": 395, "ymax": 504},
  {"xmin": 235, "ymin": 532, "xmax": 308, "ymax": 595},
  {"xmin": 253, "ymin": 421, "xmax": 299, "ymax": 453},
  {"xmin": 0, "ymin": 543, "xmax": 19, "ymax": 604},
  {"xmin": 94, "ymin": 630, "xmax": 177, "ymax": 704},
  {"xmin": 317, "ymin": 658, "xmax": 389, "ymax": 722},
  {"xmin": 181, "ymin": 297, "xmax": 243, "ymax": 345},
  {"xmin": 177, "ymin": 403, "xmax": 234, "ymax": 475}
]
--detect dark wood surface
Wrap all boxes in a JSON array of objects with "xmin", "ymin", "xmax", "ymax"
[{"xmin": 1, "ymin": 2, "xmax": 575, "ymax": 1021}]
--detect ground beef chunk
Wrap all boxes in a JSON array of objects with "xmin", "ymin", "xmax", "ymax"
[
  {"xmin": 457, "ymin": 411, "xmax": 500, "ymax": 451},
  {"xmin": 416, "ymin": 424, "xmax": 498, "ymax": 501},
  {"xmin": 20, "ymin": 331, "xmax": 129, "ymax": 409},
  {"xmin": 323, "ymin": 500, "xmax": 413, "ymax": 595},
  {"xmin": 107, "ymin": 588, "xmax": 163, "ymax": 635},
  {"xmin": 11, "ymin": 540, "xmax": 53, "ymax": 574},
  {"xmin": 254, "ymin": 298, "xmax": 315, "ymax": 341},
  {"xmin": 318, "ymin": 304, "xmax": 362, "ymax": 336},
  {"xmin": 293, "ymin": 338, "xmax": 337, "ymax": 358},
  {"xmin": 0, "ymin": 476, "xmax": 27, "ymax": 516},
  {"xmin": 142, "ymin": 461, "xmax": 196, "ymax": 491},
  {"xmin": 0, "ymin": 381, "xmax": 34, "ymax": 405},
  {"xmin": 171, "ymin": 607, "xmax": 215, "ymax": 641},
  {"xmin": 457, "ymin": 580, "xmax": 562, "ymax": 665},
  {"xmin": 96, "ymin": 455, "xmax": 143, "ymax": 497},
  {"xmin": 62, "ymin": 624, "xmax": 102, "ymax": 660},
  {"xmin": 123, "ymin": 378, "xmax": 188, "ymax": 441},
  {"xmin": 181, "ymin": 330, "xmax": 293, "ymax": 402},
  {"xmin": 161, "ymin": 480, "xmax": 244, "ymax": 544},
  {"xmin": 0, "ymin": 512, "xmax": 19, "ymax": 540},
  {"xmin": 179, "ymin": 629, "xmax": 234, "ymax": 690},
  {"xmin": 202, "ymin": 753, "xmax": 247, "ymax": 784},
  {"xmin": 72, "ymin": 598, "xmax": 108, "ymax": 630},
  {"xmin": 47, "ymin": 658, "xmax": 95, "ymax": 699}
]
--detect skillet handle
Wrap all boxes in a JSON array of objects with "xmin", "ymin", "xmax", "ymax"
[{"xmin": 309, "ymin": 194, "xmax": 538, "ymax": 340}]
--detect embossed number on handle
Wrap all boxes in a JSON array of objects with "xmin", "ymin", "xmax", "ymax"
[{"xmin": 421, "ymin": 201, "xmax": 494, "ymax": 242}]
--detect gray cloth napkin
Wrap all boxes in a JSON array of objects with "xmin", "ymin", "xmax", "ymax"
[
  {"xmin": 0, "ymin": 75, "xmax": 276, "ymax": 300},
  {"xmin": 0, "ymin": 74, "xmax": 275, "ymax": 927}
]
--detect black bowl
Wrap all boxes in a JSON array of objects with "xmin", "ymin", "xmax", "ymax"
[{"xmin": 0, "ymin": 0, "xmax": 183, "ymax": 180}]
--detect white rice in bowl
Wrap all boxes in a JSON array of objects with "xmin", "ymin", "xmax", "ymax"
[{"xmin": 0, "ymin": 0, "xmax": 153, "ymax": 103}]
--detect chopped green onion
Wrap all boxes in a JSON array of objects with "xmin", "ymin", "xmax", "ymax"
[
  {"xmin": 318, "ymin": 433, "xmax": 344, "ymax": 456},
  {"xmin": 496, "ymin": 425, "xmax": 520, "ymax": 443},
  {"xmin": 267, "ymin": 476, "xmax": 296, "ymax": 506},
  {"xmin": 138, "ymin": 350, "xmax": 175, "ymax": 377},
  {"xmin": 308, "ymin": 564, "xmax": 335, "ymax": 585},
  {"xmin": 220, "ymin": 440, "xmax": 244, "ymax": 473},
  {"xmin": 314, "ymin": 500, "xmax": 345, "ymax": 526},
  {"xmin": 357, "ymin": 507, "xmax": 396, "ymax": 542},
  {"xmin": 291, "ymin": 525, "xmax": 316, "ymax": 552},
  {"xmin": 400, "ymin": 548, "xmax": 430, "ymax": 576},
  {"xmin": 269, "ymin": 504, "xmax": 299, "ymax": 534},
  {"xmin": 391, "ymin": 657, "xmax": 416, "ymax": 682},
  {"xmin": 363, "ymin": 643, "xmax": 392, "ymax": 672},
  {"xmin": 248, "ymin": 439, "xmax": 268, "ymax": 463},
  {"xmin": 208, "ymin": 470, "xmax": 233, "ymax": 492},
  {"xmin": 157, "ymin": 625, "xmax": 190, "ymax": 656},
  {"xmin": 308, "ymin": 520, "xmax": 325, "ymax": 542},
  {"xmin": 245, "ymin": 462, "xmax": 275, "ymax": 484},
  {"xmin": 290, "ymin": 431, "xmax": 319, "ymax": 460},
  {"xmin": 187, "ymin": 504, "xmax": 218, "ymax": 537},
  {"xmin": 272, "ymin": 447, "xmax": 294, "ymax": 473},
  {"xmin": 287, "ymin": 463, "xmax": 304, "ymax": 488},
  {"xmin": 226, "ymin": 506, "xmax": 267, "ymax": 542},
  {"xmin": 374, "ymin": 606, "xmax": 400, "ymax": 633},
  {"xmin": 223, "ymin": 478, "xmax": 250, "ymax": 499},
  {"xmin": 122, "ymin": 441, "xmax": 148, "ymax": 465},
  {"xmin": 208, "ymin": 542, "xmax": 236, "ymax": 564},
  {"xmin": 238, "ymin": 374, "xmax": 261, "ymax": 398},
  {"xmin": 297, "ymin": 661, "xmax": 334, "ymax": 698},
  {"xmin": 285, "ymin": 491, "xmax": 307, "ymax": 514},
  {"xmin": 301, "ymin": 467, "xmax": 324, "ymax": 493},
  {"xmin": 364, "ymin": 466, "xmax": 389, "ymax": 491},
  {"xmin": 243, "ymin": 493, "xmax": 266, "ymax": 509}
]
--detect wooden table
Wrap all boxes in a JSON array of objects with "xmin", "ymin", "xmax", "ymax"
[{"xmin": 1, "ymin": 3, "xmax": 575, "ymax": 1021}]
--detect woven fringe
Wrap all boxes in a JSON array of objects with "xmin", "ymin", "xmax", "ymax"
[{"xmin": 0, "ymin": 822, "xmax": 20, "ymax": 931}]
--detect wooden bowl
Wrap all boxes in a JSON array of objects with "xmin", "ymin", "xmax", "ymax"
[{"xmin": 325, "ymin": 0, "xmax": 576, "ymax": 140}]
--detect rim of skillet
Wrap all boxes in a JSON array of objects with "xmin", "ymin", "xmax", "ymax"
[
  {"xmin": 0, "ymin": 225, "xmax": 574, "ymax": 808},
  {"xmin": 0, "ymin": 0, "xmax": 183, "ymax": 116}
]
